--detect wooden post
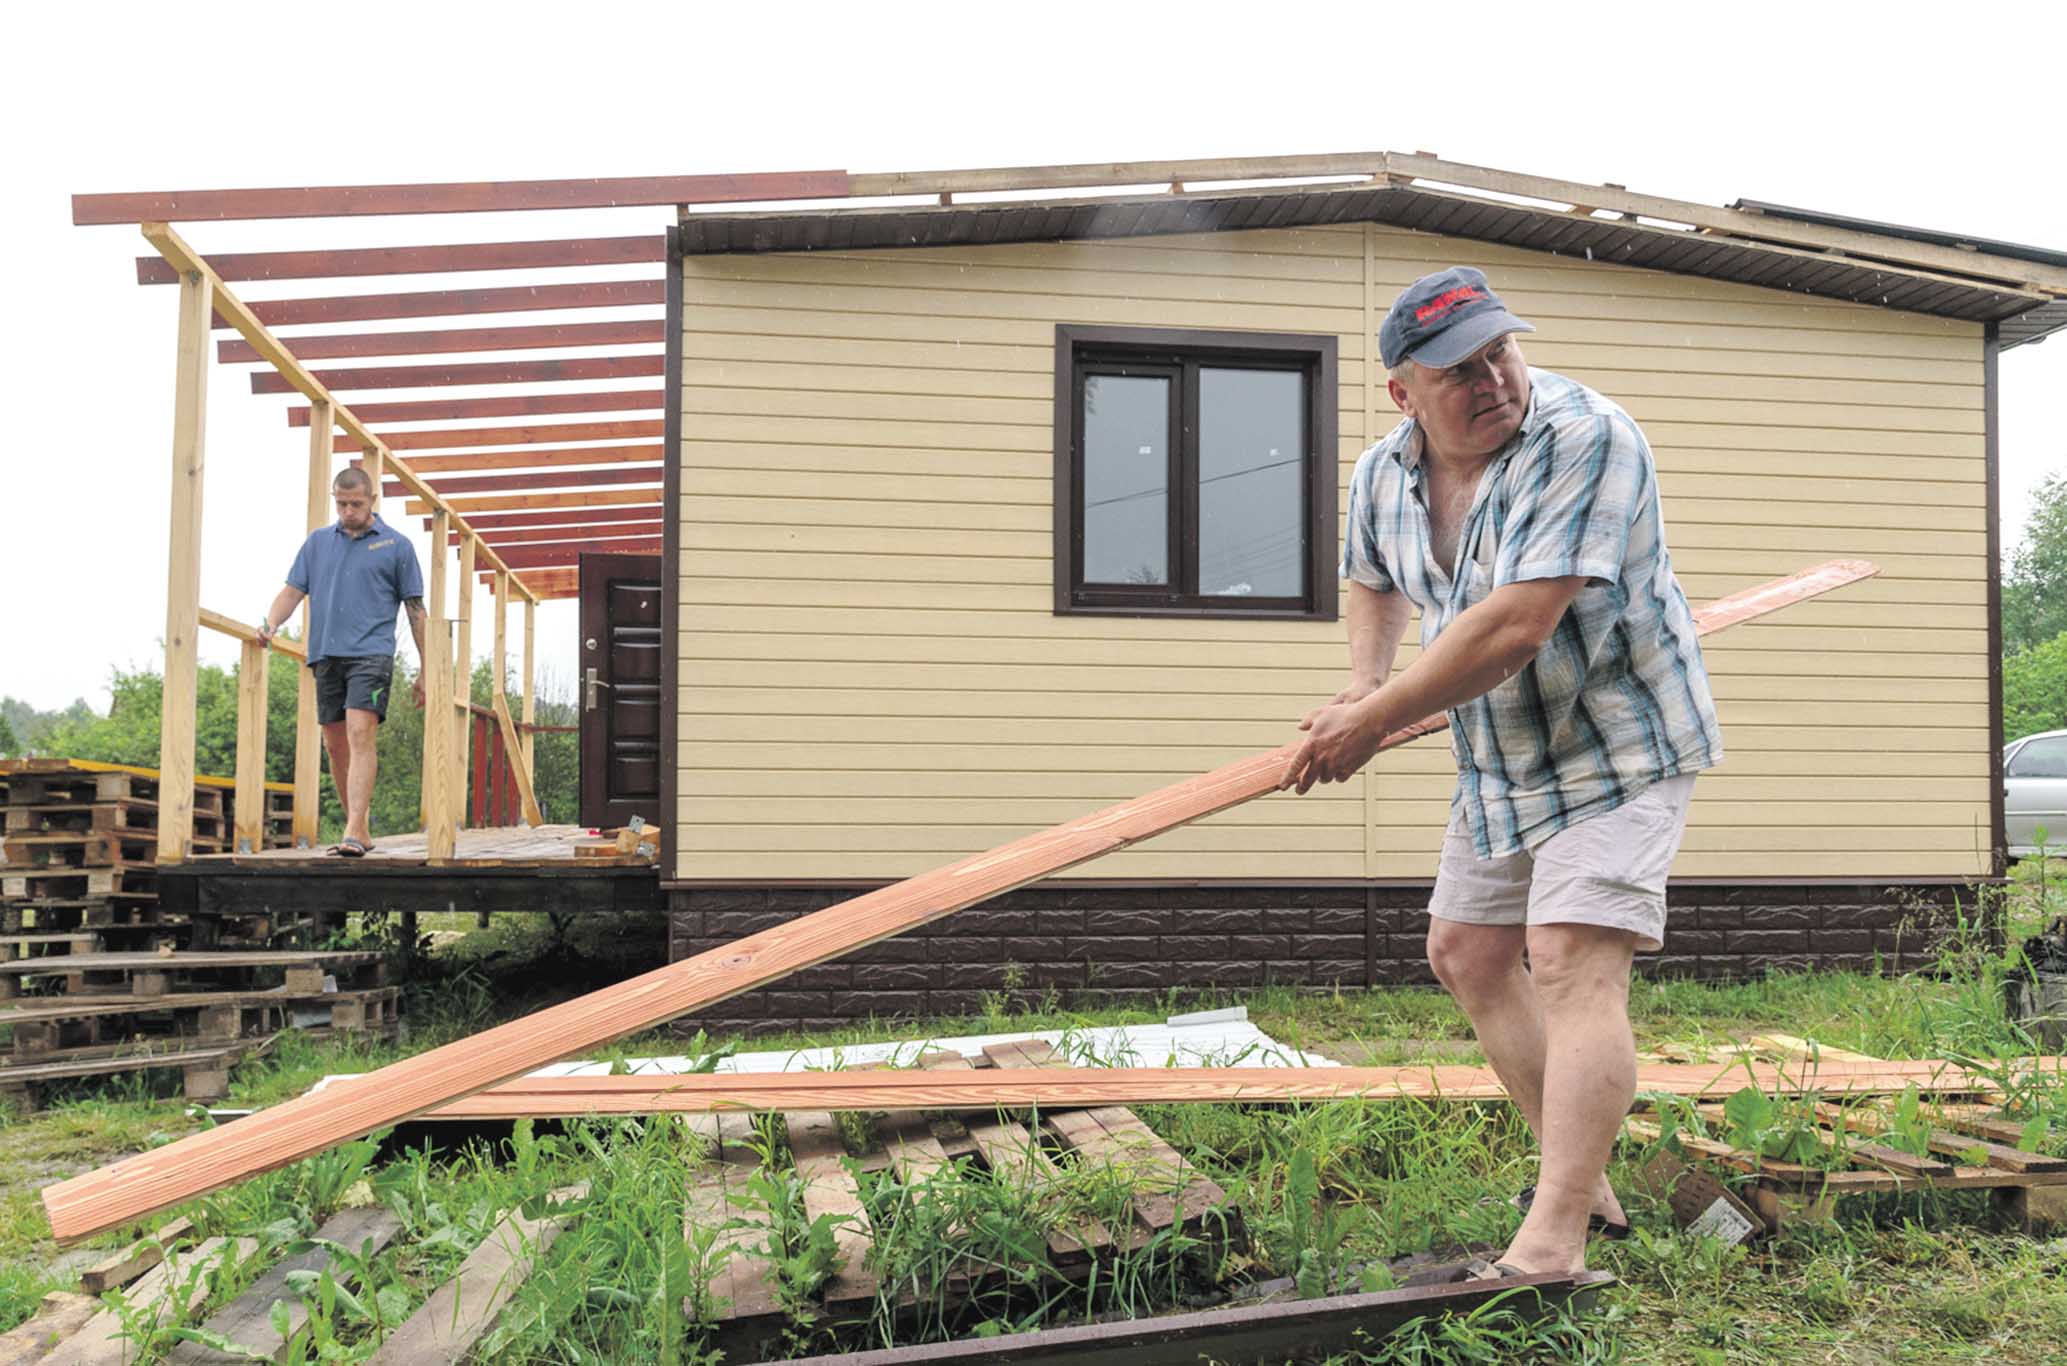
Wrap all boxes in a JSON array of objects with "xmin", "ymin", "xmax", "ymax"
[
  {"xmin": 156, "ymin": 267, "xmax": 212, "ymax": 864},
  {"xmin": 454, "ymin": 536, "xmax": 478, "ymax": 830},
  {"xmin": 421, "ymin": 509, "xmax": 454, "ymax": 861},
  {"xmin": 292, "ymin": 401, "xmax": 332, "ymax": 849},
  {"xmin": 492, "ymin": 570, "xmax": 509, "ymax": 825},
  {"xmin": 233, "ymin": 640, "xmax": 269, "ymax": 853},
  {"xmin": 521, "ymin": 596, "xmax": 536, "ymax": 784},
  {"xmin": 363, "ymin": 444, "xmax": 384, "ymax": 495}
]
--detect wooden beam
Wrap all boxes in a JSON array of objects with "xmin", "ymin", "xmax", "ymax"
[
  {"xmin": 384, "ymin": 465, "xmax": 662, "ymax": 498},
  {"xmin": 391, "ymin": 444, "xmax": 664, "ymax": 475},
  {"xmin": 458, "ymin": 521, "xmax": 664, "ymax": 547},
  {"xmin": 291, "ymin": 390, "xmax": 664, "ymax": 427},
  {"xmin": 521, "ymin": 598, "xmax": 536, "ymax": 779},
  {"xmin": 294, "ymin": 401, "xmax": 331, "ymax": 849},
  {"xmin": 341, "ymin": 419, "xmax": 664, "ymax": 454},
  {"xmin": 233, "ymin": 640, "xmax": 269, "ymax": 854},
  {"xmin": 491, "ymin": 694, "xmax": 545, "ymax": 828},
  {"xmin": 397, "ymin": 1057, "xmax": 2040, "ymax": 1119},
  {"xmin": 38, "ymin": 558, "xmax": 1876, "ymax": 1243},
  {"xmin": 156, "ymin": 268, "xmax": 211, "ymax": 865},
  {"xmin": 140, "ymin": 235, "xmax": 665, "ymax": 285},
  {"xmin": 490, "ymin": 540, "xmax": 661, "ymax": 570},
  {"xmin": 137, "ymin": 225, "xmax": 536, "ymax": 604},
  {"xmin": 454, "ymin": 537, "xmax": 478, "ymax": 834},
  {"xmin": 844, "ymin": 152, "xmax": 1388, "ymax": 200},
  {"xmin": 76, "ymin": 169, "xmax": 849, "ymax": 224},
  {"xmin": 196, "ymin": 608, "xmax": 308, "ymax": 661},
  {"xmin": 256, "ymin": 354, "xmax": 663, "ymax": 395},
  {"xmin": 441, "ymin": 504, "xmax": 664, "ymax": 532},
  {"xmin": 421, "ymin": 509, "xmax": 455, "ymax": 861},
  {"xmin": 217, "ymin": 280, "xmax": 663, "ymax": 331},
  {"xmin": 407, "ymin": 489, "xmax": 661, "ymax": 516},
  {"xmin": 219, "ymin": 319, "xmax": 665, "ymax": 366}
]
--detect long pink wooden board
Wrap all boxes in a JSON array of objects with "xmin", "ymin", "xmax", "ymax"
[{"xmin": 42, "ymin": 559, "xmax": 1876, "ymax": 1241}]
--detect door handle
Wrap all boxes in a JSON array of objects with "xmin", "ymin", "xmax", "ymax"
[{"xmin": 584, "ymin": 667, "xmax": 612, "ymax": 711}]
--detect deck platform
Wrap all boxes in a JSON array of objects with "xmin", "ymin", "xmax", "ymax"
[{"xmin": 157, "ymin": 825, "xmax": 663, "ymax": 921}]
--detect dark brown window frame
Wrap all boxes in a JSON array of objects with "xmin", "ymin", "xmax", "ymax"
[{"xmin": 1053, "ymin": 324, "xmax": 1337, "ymax": 620}]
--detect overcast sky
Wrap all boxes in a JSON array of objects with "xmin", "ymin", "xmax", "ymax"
[{"xmin": 5, "ymin": 4, "xmax": 2062, "ymax": 713}]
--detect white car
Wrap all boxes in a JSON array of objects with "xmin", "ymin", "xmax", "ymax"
[{"xmin": 2006, "ymin": 729, "xmax": 2067, "ymax": 858}]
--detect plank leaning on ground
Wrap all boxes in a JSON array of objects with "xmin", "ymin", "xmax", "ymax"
[{"xmin": 40, "ymin": 560, "xmax": 1879, "ymax": 1244}]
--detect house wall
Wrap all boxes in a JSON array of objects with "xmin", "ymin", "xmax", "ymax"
[{"xmin": 672, "ymin": 223, "xmax": 1991, "ymax": 886}]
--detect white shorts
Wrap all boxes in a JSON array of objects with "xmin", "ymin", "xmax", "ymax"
[{"xmin": 1426, "ymin": 775, "xmax": 1697, "ymax": 953}]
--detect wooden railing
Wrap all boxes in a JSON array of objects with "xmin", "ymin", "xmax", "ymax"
[{"xmin": 144, "ymin": 225, "xmax": 544, "ymax": 864}]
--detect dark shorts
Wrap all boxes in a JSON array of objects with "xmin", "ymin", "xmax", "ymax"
[{"xmin": 313, "ymin": 655, "xmax": 395, "ymax": 725}]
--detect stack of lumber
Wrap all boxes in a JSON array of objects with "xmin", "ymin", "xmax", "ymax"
[
  {"xmin": 1, "ymin": 759, "xmax": 299, "ymax": 950},
  {"xmin": 0, "ymin": 948, "xmax": 395, "ymax": 1110}
]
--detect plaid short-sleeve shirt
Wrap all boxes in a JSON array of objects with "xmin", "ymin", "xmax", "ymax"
[{"xmin": 1342, "ymin": 367, "xmax": 1722, "ymax": 858}]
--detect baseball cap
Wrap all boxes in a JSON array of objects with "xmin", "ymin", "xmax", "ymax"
[{"xmin": 1380, "ymin": 266, "xmax": 1535, "ymax": 370}]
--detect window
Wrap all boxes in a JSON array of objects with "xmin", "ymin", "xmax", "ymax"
[
  {"xmin": 2010, "ymin": 737, "xmax": 2067, "ymax": 779},
  {"xmin": 1054, "ymin": 325, "xmax": 1337, "ymax": 618}
]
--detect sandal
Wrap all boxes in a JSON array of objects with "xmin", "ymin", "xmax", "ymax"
[
  {"xmin": 1456, "ymin": 1257, "xmax": 1532, "ymax": 1283},
  {"xmin": 335, "ymin": 837, "xmax": 374, "ymax": 859},
  {"xmin": 1513, "ymin": 1184, "xmax": 1631, "ymax": 1241}
]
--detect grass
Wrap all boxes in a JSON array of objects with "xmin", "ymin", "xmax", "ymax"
[{"xmin": 0, "ymin": 859, "xmax": 2061, "ymax": 1361}]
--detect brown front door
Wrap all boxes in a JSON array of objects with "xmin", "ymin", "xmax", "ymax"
[{"xmin": 578, "ymin": 553, "xmax": 664, "ymax": 830}]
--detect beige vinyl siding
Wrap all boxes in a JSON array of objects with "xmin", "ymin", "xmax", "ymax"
[{"xmin": 676, "ymin": 223, "xmax": 1990, "ymax": 882}]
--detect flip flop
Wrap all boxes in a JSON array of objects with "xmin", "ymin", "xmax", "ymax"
[
  {"xmin": 1513, "ymin": 1184, "xmax": 1632, "ymax": 1241},
  {"xmin": 335, "ymin": 837, "xmax": 373, "ymax": 859},
  {"xmin": 1456, "ymin": 1257, "xmax": 1532, "ymax": 1283}
]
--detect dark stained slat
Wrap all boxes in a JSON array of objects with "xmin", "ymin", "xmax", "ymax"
[
  {"xmin": 342, "ymin": 418, "xmax": 664, "ymax": 453},
  {"xmin": 219, "ymin": 319, "xmax": 664, "ymax": 364},
  {"xmin": 493, "ymin": 540, "xmax": 663, "ymax": 570},
  {"xmin": 139, "ymin": 235, "xmax": 664, "ymax": 285},
  {"xmin": 75, "ymin": 169, "xmax": 849, "ymax": 224},
  {"xmin": 293, "ymin": 389, "xmax": 664, "ymax": 427},
  {"xmin": 382, "ymin": 465, "xmax": 662, "ymax": 498},
  {"xmin": 366, "ymin": 443, "xmax": 663, "ymax": 474},
  {"xmin": 454, "ymin": 521, "xmax": 664, "ymax": 547},
  {"xmin": 220, "ymin": 279, "xmax": 663, "ymax": 330},
  {"xmin": 264, "ymin": 354, "xmax": 662, "ymax": 394},
  {"xmin": 430, "ymin": 505, "xmax": 663, "ymax": 532}
]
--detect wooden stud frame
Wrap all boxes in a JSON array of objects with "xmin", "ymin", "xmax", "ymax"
[
  {"xmin": 156, "ymin": 268, "xmax": 211, "ymax": 863},
  {"xmin": 293, "ymin": 401, "xmax": 331, "ymax": 848}
]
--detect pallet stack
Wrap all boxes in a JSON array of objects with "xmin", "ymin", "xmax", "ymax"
[
  {"xmin": 1, "ymin": 759, "xmax": 302, "ymax": 950},
  {"xmin": 0, "ymin": 947, "xmax": 398, "ymax": 1110}
]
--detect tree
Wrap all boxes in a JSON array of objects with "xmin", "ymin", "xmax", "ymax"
[
  {"xmin": 0, "ymin": 712, "xmax": 16, "ymax": 757},
  {"xmin": 2004, "ymin": 474, "xmax": 2067, "ymax": 655},
  {"xmin": 2005, "ymin": 632, "xmax": 2067, "ymax": 743}
]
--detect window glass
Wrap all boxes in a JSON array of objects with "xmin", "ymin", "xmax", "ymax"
[
  {"xmin": 1198, "ymin": 367, "xmax": 1305, "ymax": 598},
  {"xmin": 1082, "ymin": 374, "xmax": 1170, "ymax": 586},
  {"xmin": 2010, "ymin": 737, "xmax": 2067, "ymax": 778}
]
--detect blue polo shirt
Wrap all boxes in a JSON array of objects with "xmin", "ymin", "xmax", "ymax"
[{"xmin": 287, "ymin": 516, "xmax": 425, "ymax": 665}]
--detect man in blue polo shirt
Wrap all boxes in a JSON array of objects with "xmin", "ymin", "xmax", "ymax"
[
  {"xmin": 1283, "ymin": 268, "xmax": 1722, "ymax": 1280},
  {"xmin": 256, "ymin": 466, "xmax": 428, "ymax": 857}
]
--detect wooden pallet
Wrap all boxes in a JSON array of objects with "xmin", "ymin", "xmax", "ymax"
[
  {"xmin": 2, "ymin": 865, "xmax": 159, "ymax": 902},
  {"xmin": 1624, "ymin": 1037, "xmax": 2067, "ymax": 1236},
  {"xmin": 28, "ymin": 1194, "xmax": 581, "ymax": 1366},
  {"xmin": 0, "ymin": 1043, "xmax": 252, "ymax": 1107},
  {"xmin": 0, "ymin": 949, "xmax": 386, "ymax": 1001},
  {"xmin": 0, "ymin": 765, "xmax": 226, "ymax": 814},
  {"xmin": 2, "ymin": 799, "xmax": 224, "ymax": 839},
  {"xmin": 0, "ymin": 932, "xmax": 102, "ymax": 962},
  {"xmin": 2, "ymin": 901, "xmax": 176, "ymax": 942},
  {"xmin": 3, "ymin": 829, "xmax": 201, "ymax": 871},
  {"xmin": 683, "ymin": 1040, "xmax": 1244, "ymax": 1355},
  {"xmin": 0, "ymin": 986, "xmax": 402, "ymax": 1059}
]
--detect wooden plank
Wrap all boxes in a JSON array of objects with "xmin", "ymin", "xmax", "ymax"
[
  {"xmin": 492, "ymin": 694, "xmax": 545, "ymax": 828},
  {"xmin": 493, "ymin": 541, "xmax": 664, "ymax": 571},
  {"xmin": 408, "ymin": 490, "xmax": 661, "ymax": 516},
  {"xmin": 396, "ymin": 444, "xmax": 665, "ymax": 476},
  {"xmin": 156, "ymin": 268, "xmax": 210, "ymax": 865},
  {"xmin": 293, "ymin": 389, "xmax": 664, "ymax": 428},
  {"xmin": 164, "ymin": 1208, "xmax": 401, "ymax": 1364},
  {"xmin": 382, "ymin": 465, "xmax": 662, "ymax": 499},
  {"xmin": 227, "ymin": 280, "xmax": 663, "ymax": 331},
  {"xmin": 0, "ymin": 1293, "xmax": 101, "ymax": 1363},
  {"xmin": 686, "ymin": 1114, "xmax": 782, "ymax": 1323},
  {"xmin": 293, "ymin": 402, "xmax": 330, "ymax": 849},
  {"xmin": 365, "ymin": 1186, "xmax": 585, "ymax": 1365},
  {"xmin": 141, "ymin": 235, "xmax": 665, "ymax": 285},
  {"xmin": 256, "ymin": 354, "xmax": 663, "ymax": 394},
  {"xmin": 39, "ymin": 560, "xmax": 1884, "ymax": 1241},
  {"xmin": 422, "ymin": 509, "xmax": 455, "ymax": 862},
  {"xmin": 76, "ymin": 170, "xmax": 848, "ymax": 224},
  {"xmin": 521, "ymin": 597, "xmax": 536, "ymax": 781},
  {"xmin": 219, "ymin": 319, "xmax": 665, "ymax": 364},
  {"xmin": 232, "ymin": 640, "xmax": 268, "ymax": 853},
  {"xmin": 454, "ymin": 538, "xmax": 478, "ymax": 837},
  {"xmin": 76, "ymin": 1217, "xmax": 195, "ymax": 1295},
  {"xmin": 1812, "ymin": 1103, "xmax": 2067, "ymax": 1175},
  {"xmin": 784, "ymin": 1110, "xmax": 878, "ymax": 1309},
  {"xmin": 43, "ymin": 1237, "xmax": 259, "ymax": 1366},
  {"xmin": 431, "ymin": 502, "xmax": 669, "ymax": 531},
  {"xmin": 358, "ymin": 419, "xmax": 665, "ymax": 454},
  {"xmin": 468, "ymin": 521, "xmax": 665, "ymax": 547}
]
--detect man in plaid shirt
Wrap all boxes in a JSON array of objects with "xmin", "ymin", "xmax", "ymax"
[{"xmin": 1283, "ymin": 267, "xmax": 1722, "ymax": 1280}]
